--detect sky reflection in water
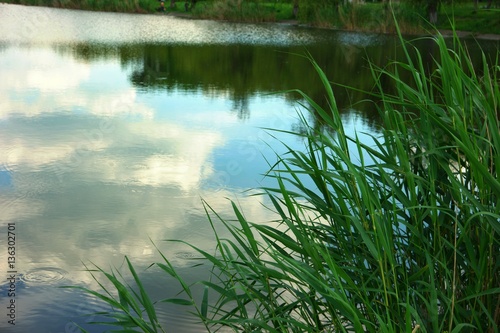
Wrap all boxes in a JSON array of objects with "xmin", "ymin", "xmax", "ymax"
[
  {"xmin": 3, "ymin": 3, "xmax": 497, "ymax": 332},
  {"xmin": 0, "ymin": 4, "xmax": 328, "ymax": 332}
]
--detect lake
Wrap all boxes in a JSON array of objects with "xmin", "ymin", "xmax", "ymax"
[{"xmin": 0, "ymin": 3, "xmax": 498, "ymax": 332}]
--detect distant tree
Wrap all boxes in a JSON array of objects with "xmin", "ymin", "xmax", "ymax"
[
  {"xmin": 427, "ymin": 0, "xmax": 439, "ymax": 24},
  {"xmin": 404, "ymin": 0, "xmax": 440, "ymax": 24},
  {"xmin": 293, "ymin": 0, "xmax": 299, "ymax": 18},
  {"xmin": 472, "ymin": 0, "xmax": 494, "ymax": 13}
]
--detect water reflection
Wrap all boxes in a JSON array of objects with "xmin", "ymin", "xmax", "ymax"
[
  {"xmin": 0, "ymin": 25, "xmax": 301, "ymax": 333},
  {"xmin": 52, "ymin": 41, "xmax": 396, "ymax": 129},
  {"xmin": 0, "ymin": 3, "xmax": 498, "ymax": 333}
]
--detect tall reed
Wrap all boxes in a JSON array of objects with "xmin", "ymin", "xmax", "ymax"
[{"xmin": 74, "ymin": 29, "xmax": 499, "ymax": 333}]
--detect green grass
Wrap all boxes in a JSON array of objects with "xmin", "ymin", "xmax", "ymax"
[
  {"xmin": 191, "ymin": 0, "xmax": 281, "ymax": 22},
  {"xmin": 436, "ymin": 3, "xmax": 500, "ymax": 34},
  {"xmin": 1, "ymin": 0, "xmax": 158, "ymax": 13},
  {"xmin": 3, "ymin": 0, "xmax": 500, "ymax": 35},
  {"xmin": 72, "ymin": 26, "xmax": 499, "ymax": 333}
]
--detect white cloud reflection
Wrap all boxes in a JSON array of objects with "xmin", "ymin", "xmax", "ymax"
[
  {"xmin": 0, "ymin": 5, "xmax": 316, "ymax": 332},
  {"xmin": 0, "ymin": 33, "xmax": 271, "ymax": 198},
  {"xmin": 0, "ymin": 48, "xmax": 154, "ymax": 120},
  {"xmin": 0, "ymin": 43, "xmax": 260, "ymax": 275},
  {"xmin": 0, "ymin": 41, "xmax": 284, "ymax": 333},
  {"xmin": 0, "ymin": 48, "xmax": 90, "ymax": 91}
]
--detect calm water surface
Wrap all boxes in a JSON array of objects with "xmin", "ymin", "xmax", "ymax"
[{"xmin": 0, "ymin": 4, "xmax": 498, "ymax": 332}]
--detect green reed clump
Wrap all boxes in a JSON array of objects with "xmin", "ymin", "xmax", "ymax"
[
  {"xmin": 64, "ymin": 258, "xmax": 167, "ymax": 333},
  {"xmin": 75, "ymin": 29, "xmax": 499, "ymax": 333}
]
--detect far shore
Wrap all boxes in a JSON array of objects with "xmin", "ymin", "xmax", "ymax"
[
  {"xmin": 163, "ymin": 9, "xmax": 500, "ymax": 41},
  {"xmin": 2, "ymin": 2, "xmax": 500, "ymax": 41}
]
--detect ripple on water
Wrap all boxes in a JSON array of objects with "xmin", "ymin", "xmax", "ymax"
[
  {"xmin": 21, "ymin": 267, "xmax": 68, "ymax": 285},
  {"xmin": 174, "ymin": 251, "xmax": 204, "ymax": 259}
]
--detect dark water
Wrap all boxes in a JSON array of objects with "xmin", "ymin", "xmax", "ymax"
[{"xmin": 0, "ymin": 3, "xmax": 498, "ymax": 332}]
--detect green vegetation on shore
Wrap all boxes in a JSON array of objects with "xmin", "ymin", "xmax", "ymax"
[
  {"xmin": 2, "ymin": 0, "xmax": 500, "ymax": 35},
  {"xmin": 67, "ymin": 27, "xmax": 499, "ymax": 333},
  {"xmin": 438, "ymin": 2, "xmax": 500, "ymax": 34},
  {"xmin": 2, "ymin": 0, "xmax": 157, "ymax": 13}
]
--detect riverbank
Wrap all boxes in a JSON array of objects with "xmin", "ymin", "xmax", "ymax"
[
  {"xmin": 438, "ymin": 29, "xmax": 500, "ymax": 41},
  {"xmin": 150, "ymin": 7, "xmax": 500, "ymax": 41},
  {"xmin": 1, "ymin": 0, "xmax": 499, "ymax": 40}
]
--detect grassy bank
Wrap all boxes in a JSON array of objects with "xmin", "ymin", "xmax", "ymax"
[
  {"xmin": 1, "ymin": 0, "xmax": 158, "ymax": 13},
  {"xmin": 69, "ymin": 27, "xmax": 500, "ymax": 333},
  {"xmin": 438, "ymin": 2, "xmax": 500, "ymax": 34},
  {"xmin": 2, "ymin": 0, "xmax": 500, "ymax": 35}
]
